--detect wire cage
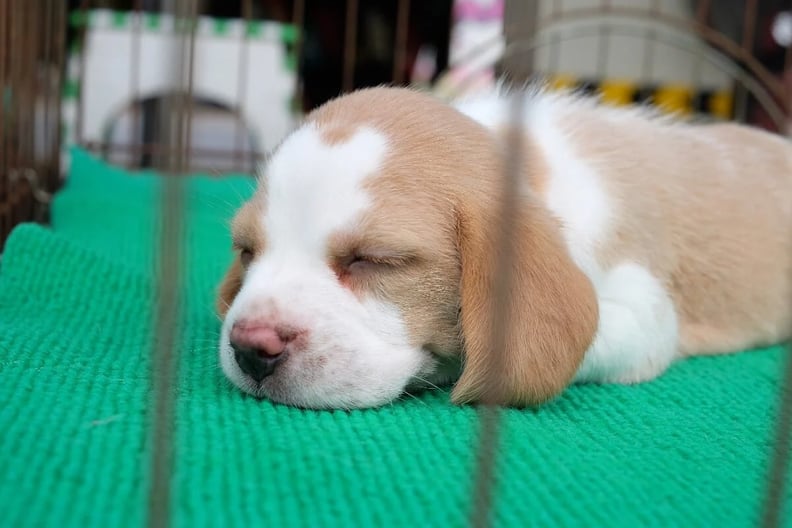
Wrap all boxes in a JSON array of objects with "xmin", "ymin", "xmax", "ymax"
[
  {"xmin": 1, "ymin": 0, "xmax": 791, "ymax": 526},
  {"xmin": 3, "ymin": 0, "xmax": 792, "ymax": 246}
]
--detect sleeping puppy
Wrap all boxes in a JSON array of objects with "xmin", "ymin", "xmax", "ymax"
[{"xmin": 216, "ymin": 86, "xmax": 792, "ymax": 409}]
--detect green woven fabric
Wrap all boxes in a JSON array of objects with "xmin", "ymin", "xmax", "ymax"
[{"xmin": 0, "ymin": 148, "xmax": 789, "ymax": 527}]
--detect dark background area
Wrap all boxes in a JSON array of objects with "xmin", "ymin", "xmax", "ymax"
[{"xmin": 65, "ymin": 0, "xmax": 454, "ymax": 111}]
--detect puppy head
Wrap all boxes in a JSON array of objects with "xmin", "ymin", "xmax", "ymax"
[{"xmin": 216, "ymin": 87, "xmax": 598, "ymax": 409}]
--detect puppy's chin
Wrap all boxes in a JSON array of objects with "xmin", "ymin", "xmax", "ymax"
[{"xmin": 218, "ymin": 338, "xmax": 437, "ymax": 410}]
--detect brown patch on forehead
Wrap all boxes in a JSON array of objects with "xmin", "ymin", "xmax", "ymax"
[
  {"xmin": 306, "ymin": 88, "xmax": 445, "ymax": 145},
  {"xmin": 307, "ymin": 98, "xmax": 370, "ymax": 146},
  {"xmin": 319, "ymin": 125, "xmax": 358, "ymax": 145}
]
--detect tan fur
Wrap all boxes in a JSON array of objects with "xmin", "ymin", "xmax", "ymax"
[
  {"xmin": 230, "ymin": 191, "xmax": 267, "ymax": 251},
  {"xmin": 552, "ymin": 105, "xmax": 792, "ymax": 355},
  {"xmin": 217, "ymin": 259, "xmax": 244, "ymax": 318},
  {"xmin": 216, "ymin": 192, "xmax": 266, "ymax": 317},
  {"xmin": 319, "ymin": 125, "xmax": 358, "ymax": 145},
  {"xmin": 308, "ymin": 88, "xmax": 600, "ymax": 405},
  {"xmin": 452, "ymin": 193, "xmax": 599, "ymax": 405},
  {"xmin": 326, "ymin": 216, "xmax": 463, "ymax": 357}
]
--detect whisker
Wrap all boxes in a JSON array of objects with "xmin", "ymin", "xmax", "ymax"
[
  {"xmin": 402, "ymin": 391, "xmax": 427, "ymax": 406},
  {"xmin": 412, "ymin": 375, "xmax": 443, "ymax": 392}
]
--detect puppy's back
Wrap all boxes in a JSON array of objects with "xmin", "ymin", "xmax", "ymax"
[
  {"xmin": 457, "ymin": 88, "xmax": 791, "ymax": 357},
  {"xmin": 545, "ymin": 96, "xmax": 792, "ymax": 355}
]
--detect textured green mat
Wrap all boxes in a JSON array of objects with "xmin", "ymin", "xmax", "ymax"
[{"xmin": 0, "ymin": 147, "xmax": 789, "ymax": 527}]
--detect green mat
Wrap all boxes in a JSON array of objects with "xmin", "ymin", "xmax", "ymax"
[{"xmin": 0, "ymin": 147, "xmax": 789, "ymax": 527}]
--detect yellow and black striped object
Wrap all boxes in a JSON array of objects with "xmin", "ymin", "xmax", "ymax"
[{"xmin": 547, "ymin": 74, "xmax": 734, "ymax": 120}]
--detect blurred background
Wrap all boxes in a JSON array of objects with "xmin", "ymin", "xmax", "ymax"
[{"xmin": 1, "ymin": 0, "xmax": 791, "ymax": 247}]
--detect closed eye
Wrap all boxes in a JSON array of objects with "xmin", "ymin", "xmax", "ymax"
[
  {"xmin": 239, "ymin": 248, "xmax": 254, "ymax": 267},
  {"xmin": 233, "ymin": 242, "xmax": 255, "ymax": 267},
  {"xmin": 341, "ymin": 251, "xmax": 416, "ymax": 275}
]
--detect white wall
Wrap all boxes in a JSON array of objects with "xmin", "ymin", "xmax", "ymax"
[{"xmin": 531, "ymin": 0, "xmax": 734, "ymax": 89}]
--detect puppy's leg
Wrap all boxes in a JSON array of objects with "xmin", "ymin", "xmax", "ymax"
[{"xmin": 574, "ymin": 262, "xmax": 679, "ymax": 384}]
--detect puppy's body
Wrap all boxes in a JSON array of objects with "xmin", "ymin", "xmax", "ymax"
[
  {"xmin": 217, "ymin": 86, "xmax": 792, "ymax": 409},
  {"xmin": 457, "ymin": 91, "xmax": 792, "ymax": 382}
]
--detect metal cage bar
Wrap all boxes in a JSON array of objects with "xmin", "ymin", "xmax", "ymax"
[
  {"xmin": 0, "ymin": 0, "xmax": 65, "ymax": 249},
  {"xmin": 145, "ymin": 2, "xmax": 199, "ymax": 527}
]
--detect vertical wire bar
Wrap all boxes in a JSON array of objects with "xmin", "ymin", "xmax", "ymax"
[
  {"xmin": 13, "ymin": 0, "xmax": 22, "ymax": 177},
  {"xmin": 45, "ymin": 0, "xmax": 57, "ymax": 189},
  {"xmin": 762, "ymin": 342, "xmax": 792, "ymax": 527},
  {"xmin": 548, "ymin": 0, "xmax": 562, "ymax": 77},
  {"xmin": 392, "ymin": 0, "xmax": 410, "ymax": 85},
  {"xmin": 27, "ymin": 0, "xmax": 41, "ymax": 182},
  {"xmin": 740, "ymin": 0, "xmax": 758, "ymax": 51},
  {"xmin": 13, "ymin": 2, "xmax": 34, "ymax": 223},
  {"xmin": 145, "ymin": 1, "xmax": 198, "ymax": 527},
  {"xmin": 180, "ymin": 11, "xmax": 197, "ymax": 174},
  {"xmin": 469, "ymin": 80, "xmax": 525, "ymax": 528},
  {"xmin": 130, "ymin": 0, "xmax": 143, "ymax": 169},
  {"xmin": 20, "ymin": 0, "xmax": 35, "ymax": 172},
  {"xmin": 763, "ymin": 0, "xmax": 792, "ymax": 507},
  {"xmin": 9, "ymin": 0, "xmax": 22, "ymax": 225},
  {"xmin": 786, "ymin": 16, "xmax": 792, "ymax": 73},
  {"xmin": 502, "ymin": 0, "xmax": 537, "ymax": 84},
  {"xmin": 291, "ymin": 0, "xmax": 305, "ymax": 117},
  {"xmin": 694, "ymin": 0, "xmax": 711, "ymax": 25},
  {"xmin": 10, "ymin": 0, "xmax": 20, "ymax": 175},
  {"xmin": 641, "ymin": 0, "xmax": 659, "ymax": 95},
  {"xmin": 7, "ymin": 0, "xmax": 15, "ymax": 230},
  {"xmin": 42, "ymin": 0, "xmax": 53, "ymax": 184},
  {"xmin": 235, "ymin": 0, "xmax": 252, "ymax": 174},
  {"xmin": 689, "ymin": 0, "xmax": 710, "ymax": 111},
  {"xmin": 784, "ymin": 0, "xmax": 792, "ymax": 136},
  {"xmin": 596, "ymin": 0, "xmax": 611, "ymax": 86},
  {"xmin": 14, "ymin": 0, "xmax": 25, "ymax": 169},
  {"xmin": 0, "ymin": 0, "xmax": 6, "ymax": 166},
  {"xmin": 183, "ymin": 40, "xmax": 196, "ymax": 175},
  {"xmin": 734, "ymin": 0, "xmax": 759, "ymax": 123},
  {"xmin": 51, "ymin": 0, "xmax": 65, "ymax": 191},
  {"xmin": 342, "ymin": 0, "xmax": 359, "ymax": 93},
  {"xmin": 75, "ymin": 0, "xmax": 91, "ymax": 146},
  {"xmin": 0, "ymin": 0, "xmax": 7, "ymax": 241}
]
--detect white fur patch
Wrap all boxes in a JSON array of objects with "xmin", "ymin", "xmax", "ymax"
[
  {"xmin": 453, "ymin": 93, "xmax": 508, "ymax": 130},
  {"xmin": 455, "ymin": 91, "xmax": 613, "ymax": 281},
  {"xmin": 264, "ymin": 125, "xmax": 387, "ymax": 256},
  {"xmin": 574, "ymin": 262, "xmax": 679, "ymax": 384},
  {"xmin": 528, "ymin": 101, "xmax": 612, "ymax": 281},
  {"xmin": 220, "ymin": 124, "xmax": 437, "ymax": 409},
  {"xmin": 457, "ymin": 90, "xmax": 679, "ymax": 386}
]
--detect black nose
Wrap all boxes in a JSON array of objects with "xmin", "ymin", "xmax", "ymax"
[{"xmin": 231, "ymin": 343, "xmax": 287, "ymax": 382}]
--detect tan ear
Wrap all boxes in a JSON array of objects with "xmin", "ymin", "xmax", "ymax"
[
  {"xmin": 216, "ymin": 258, "xmax": 244, "ymax": 318},
  {"xmin": 451, "ymin": 197, "xmax": 599, "ymax": 407}
]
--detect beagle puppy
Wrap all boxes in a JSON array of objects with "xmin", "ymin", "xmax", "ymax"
[{"xmin": 216, "ymin": 86, "xmax": 792, "ymax": 409}]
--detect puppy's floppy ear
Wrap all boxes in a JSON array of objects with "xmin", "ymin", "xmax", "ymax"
[
  {"xmin": 216, "ymin": 258, "xmax": 244, "ymax": 318},
  {"xmin": 452, "ymin": 196, "xmax": 599, "ymax": 406}
]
